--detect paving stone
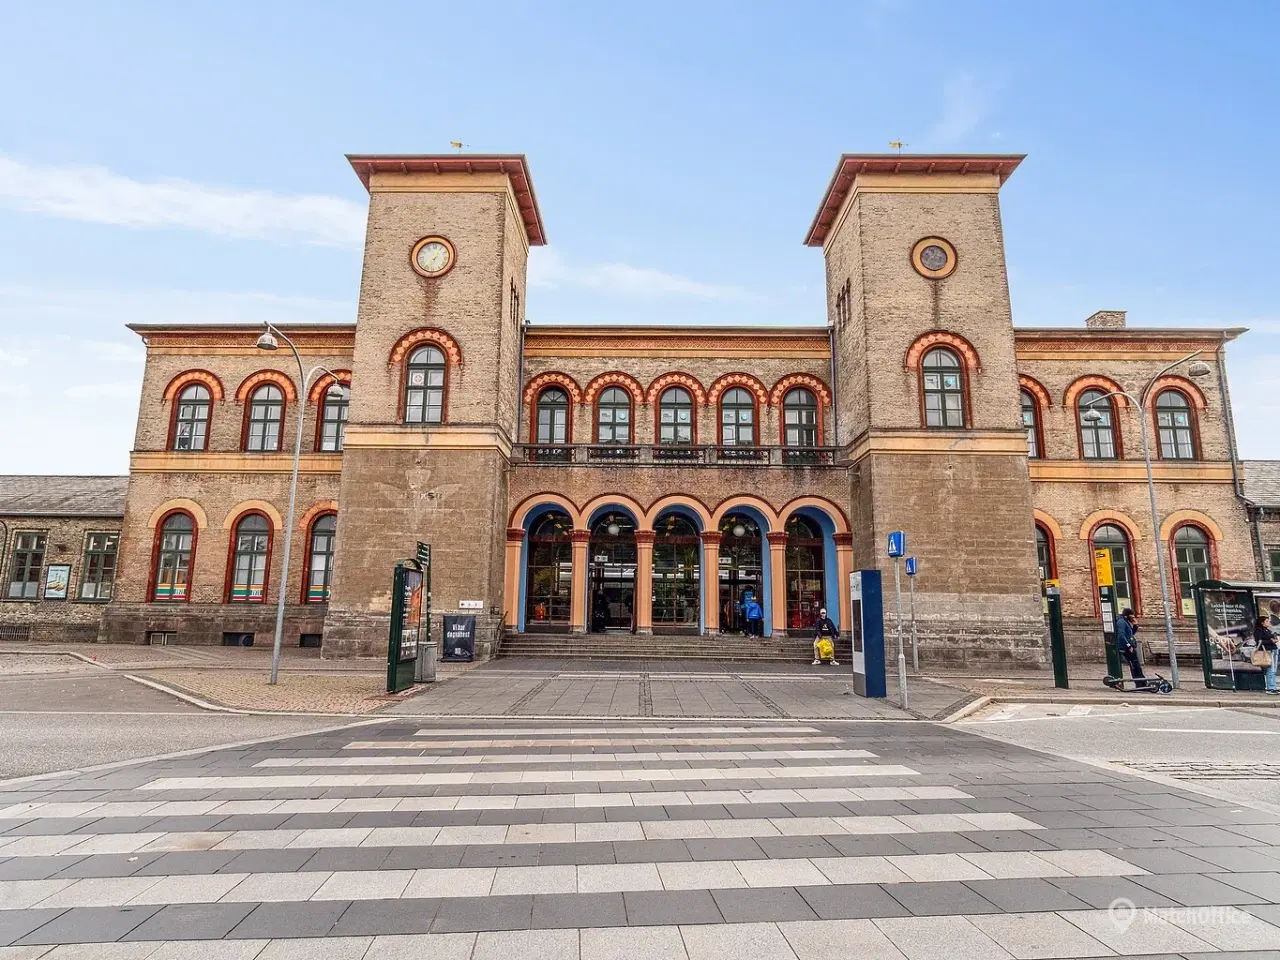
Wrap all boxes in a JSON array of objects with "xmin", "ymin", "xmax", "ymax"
[
  {"xmin": 1049, "ymin": 876, "xmax": 1180, "ymax": 909},
  {"xmin": 884, "ymin": 881, "xmax": 1001, "ymax": 918},
  {"xmin": 962, "ymin": 878, "xmax": 1092, "ymax": 913},
  {"xmin": 873, "ymin": 915, "xmax": 1014, "ymax": 960},
  {"xmin": 1134, "ymin": 872, "xmax": 1266, "ymax": 906},
  {"xmin": 531, "ymin": 892, "xmax": 627, "ymax": 929},
  {"xmin": 623, "ymin": 889, "xmax": 722, "ymax": 926},
  {"xmin": 122, "ymin": 902, "xmax": 257, "ymax": 941},
  {"xmin": 431, "ymin": 894, "xmax": 533, "ymax": 933},
  {"xmin": 0, "ymin": 909, "xmax": 68, "ymax": 948},
  {"xmin": 968, "ymin": 911, "xmax": 1113, "ymax": 959},
  {"xmin": 795, "ymin": 884, "xmax": 910, "ymax": 921},
  {"xmin": 327, "ymin": 898, "xmax": 439, "ymax": 937},
  {"xmin": 256, "ymin": 937, "xmax": 372, "ymax": 960},
  {"xmin": 1155, "ymin": 905, "xmax": 1280, "ymax": 951},
  {"xmin": 710, "ymin": 886, "xmax": 817, "ymax": 923},
  {"xmin": 16, "ymin": 906, "xmax": 160, "ymax": 945},
  {"xmin": 1212, "ymin": 872, "xmax": 1280, "ymax": 901},
  {"xmin": 680, "ymin": 921, "xmax": 796, "ymax": 960},
  {"xmin": 134, "ymin": 941, "xmax": 270, "ymax": 959},
  {"xmin": 580, "ymin": 924, "xmax": 687, "ymax": 960},
  {"xmin": 1060, "ymin": 908, "xmax": 1215, "ymax": 955},
  {"xmin": 473, "ymin": 928, "xmax": 580, "ymax": 960}
]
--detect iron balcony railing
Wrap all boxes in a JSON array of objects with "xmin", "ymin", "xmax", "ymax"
[{"xmin": 515, "ymin": 444, "xmax": 841, "ymax": 467}]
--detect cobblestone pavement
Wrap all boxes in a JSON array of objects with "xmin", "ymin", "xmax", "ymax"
[{"xmin": 1, "ymin": 718, "xmax": 1279, "ymax": 958}]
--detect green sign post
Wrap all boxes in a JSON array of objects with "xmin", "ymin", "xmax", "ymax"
[{"xmin": 386, "ymin": 557, "xmax": 424, "ymax": 693}]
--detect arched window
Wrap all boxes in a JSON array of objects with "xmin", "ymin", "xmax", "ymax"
[
  {"xmin": 525, "ymin": 512, "xmax": 573, "ymax": 627},
  {"xmin": 658, "ymin": 387, "xmax": 694, "ymax": 445},
  {"xmin": 228, "ymin": 513, "xmax": 271, "ymax": 603},
  {"xmin": 1035, "ymin": 524, "xmax": 1055, "ymax": 581},
  {"xmin": 404, "ymin": 346, "xmax": 445, "ymax": 424},
  {"xmin": 1156, "ymin": 390, "xmax": 1196, "ymax": 460},
  {"xmin": 596, "ymin": 387, "xmax": 631, "ymax": 444},
  {"xmin": 719, "ymin": 512, "xmax": 763, "ymax": 633},
  {"xmin": 305, "ymin": 514, "xmax": 336, "ymax": 602},
  {"xmin": 652, "ymin": 514, "xmax": 701, "ymax": 629},
  {"xmin": 783, "ymin": 388, "xmax": 818, "ymax": 447},
  {"xmin": 785, "ymin": 515, "xmax": 826, "ymax": 631},
  {"xmin": 1021, "ymin": 390, "xmax": 1042, "ymax": 459},
  {"xmin": 245, "ymin": 385, "xmax": 284, "ymax": 452},
  {"xmin": 922, "ymin": 348, "xmax": 965, "ymax": 428},
  {"xmin": 1093, "ymin": 523, "xmax": 1135, "ymax": 613},
  {"xmin": 172, "ymin": 384, "xmax": 212, "ymax": 452},
  {"xmin": 153, "ymin": 512, "xmax": 194, "ymax": 602},
  {"xmin": 318, "ymin": 384, "xmax": 349, "ymax": 452},
  {"xmin": 535, "ymin": 387, "xmax": 570, "ymax": 444},
  {"xmin": 720, "ymin": 387, "xmax": 755, "ymax": 446},
  {"xmin": 1173, "ymin": 525, "xmax": 1211, "ymax": 616},
  {"xmin": 1078, "ymin": 389, "xmax": 1118, "ymax": 459}
]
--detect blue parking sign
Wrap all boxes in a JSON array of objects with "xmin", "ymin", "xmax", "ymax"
[
  {"xmin": 887, "ymin": 531, "xmax": 906, "ymax": 558},
  {"xmin": 905, "ymin": 556, "xmax": 918, "ymax": 576}
]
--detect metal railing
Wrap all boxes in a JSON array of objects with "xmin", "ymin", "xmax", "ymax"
[{"xmin": 516, "ymin": 444, "xmax": 841, "ymax": 467}]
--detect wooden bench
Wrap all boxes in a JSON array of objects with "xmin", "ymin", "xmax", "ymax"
[{"xmin": 1141, "ymin": 637, "xmax": 1201, "ymax": 663}]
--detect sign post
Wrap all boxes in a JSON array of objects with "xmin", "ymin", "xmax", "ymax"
[
  {"xmin": 387, "ymin": 558, "xmax": 424, "ymax": 693},
  {"xmin": 413, "ymin": 543, "xmax": 435, "ymax": 683},
  {"xmin": 905, "ymin": 556, "xmax": 919, "ymax": 672},
  {"xmin": 1045, "ymin": 579, "xmax": 1069, "ymax": 689},
  {"xmin": 887, "ymin": 532, "xmax": 908, "ymax": 710},
  {"xmin": 1094, "ymin": 548, "xmax": 1122, "ymax": 678},
  {"xmin": 848, "ymin": 569, "xmax": 886, "ymax": 697}
]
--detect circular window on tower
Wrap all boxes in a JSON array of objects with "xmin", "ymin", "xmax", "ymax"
[{"xmin": 911, "ymin": 237, "xmax": 957, "ymax": 279}]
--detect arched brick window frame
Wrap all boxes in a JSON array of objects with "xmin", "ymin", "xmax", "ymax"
[
  {"xmin": 770, "ymin": 374, "xmax": 831, "ymax": 445},
  {"xmin": 584, "ymin": 373, "xmax": 644, "ymax": 445},
  {"xmin": 301, "ymin": 510, "xmax": 338, "ymax": 603},
  {"xmin": 644, "ymin": 372, "xmax": 706, "ymax": 406},
  {"xmin": 1167, "ymin": 520, "xmax": 1217, "ymax": 619},
  {"xmin": 905, "ymin": 332, "xmax": 978, "ymax": 430},
  {"xmin": 1067, "ymin": 376, "xmax": 1126, "ymax": 460},
  {"xmin": 1086, "ymin": 516, "xmax": 1142, "ymax": 617},
  {"xmin": 710, "ymin": 374, "xmax": 767, "ymax": 447},
  {"xmin": 1148, "ymin": 384, "xmax": 1203, "ymax": 461},
  {"xmin": 309, "ymin": 370, "xmax": 351, "ymax": 452},
  {"xmin": 164, "ymin": 371, "xmax": 224, "ymax": 452},
  {"xmin": 1034, "ymin": 522, "xmax": 1057, "ymax": 580},
  {"xmin": 223, "ymin": 509, "xmax": 274, "ymax": 604},
  {"xmin": 592, "ymin": 387, "xmax": 634, "ymax": 444},
  {"xmin": 235, "ymin": 370, "xmax": 295, "ymax": 453},
  {"xmin": 389, "ymin": 328, "xmax": 462, "ymax": 424},
  {"xmin": 1019, "ymin": 375, "xmax": 1051, "ymax": 459},
  {"xmin": 530, "ymin": 385, "xmax": 575, "ymax": 444},
  {"xmin": 149, "ymin": 508, "xmax": 199, "ymax": 603}
]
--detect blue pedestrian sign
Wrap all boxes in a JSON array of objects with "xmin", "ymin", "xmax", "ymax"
[
  {"xmin": 887, "ymin": 531, "xmax": 906, "ymax": 558},
  {"xmin": 905, "ymin": 556, "xmax": 918, "ymax": 576}
]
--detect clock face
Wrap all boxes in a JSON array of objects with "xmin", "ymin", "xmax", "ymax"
[
  {"xmin": 920, "ymin": 244, "xmax": 949, "ymax": 271},
  {"xmin": 411, "ymin": 237, "xmax": 454, "ymax": 277}
]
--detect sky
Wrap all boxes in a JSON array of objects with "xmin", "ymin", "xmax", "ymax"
[{"xmin": 1, "ymin": 0, "xmax": 1277, "ymax": 473}]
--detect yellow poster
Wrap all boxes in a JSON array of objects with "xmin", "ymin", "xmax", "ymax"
[{"xmin": 1093, "ymin": 549, "xmax": 1113, "ymax": 587}]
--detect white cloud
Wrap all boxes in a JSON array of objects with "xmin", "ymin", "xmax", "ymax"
[
  {"xmin": 0, "ymin": 154, "xmax": 365, "ymax": 248},
  {"xmin": 929, "ymin": 73, "xmax": 991, "ymax": 146},
  {"xmin": 529, "ymin": 248, "xmax": 755, "ymax": 301}
]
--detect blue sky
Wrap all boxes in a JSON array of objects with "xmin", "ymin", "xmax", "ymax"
[{"xmin": 1, "ymin": 0, "xmax": 1277, "ymax": 472}]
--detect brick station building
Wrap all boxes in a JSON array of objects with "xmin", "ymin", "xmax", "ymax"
[{"xmin": 0, "ymin": 153, "xmax": 1266, "ymax": 663}]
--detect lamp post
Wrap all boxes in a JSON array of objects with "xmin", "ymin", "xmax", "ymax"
[
  {"xmin": 256, "ymin": 322, "xmax": 342, "ymax": 685},
  {"xmin": 1081, "ymin": 351, "xmax": 1213, "ymax": 689}
]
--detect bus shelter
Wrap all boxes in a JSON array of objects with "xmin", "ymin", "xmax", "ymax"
[{"xmin": 1192, "ymin": 578, "xmax": 1280, "ymax": 691}]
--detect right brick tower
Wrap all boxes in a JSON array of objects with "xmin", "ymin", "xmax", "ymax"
[{"xmin": 806, "ymin": 154, "xmax": 1046, "ymax": 665}]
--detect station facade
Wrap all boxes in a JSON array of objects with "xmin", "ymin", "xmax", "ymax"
[{"xmin": 0, "ymin": 153, "xmax": 1260, "ymax": 663}]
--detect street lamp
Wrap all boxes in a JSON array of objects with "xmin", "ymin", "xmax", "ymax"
[
  {"xmin": 1081, "ymin": 351, "xmax": 1212, "ymax": 688},
  {"xmin": 256, "ymin": 322, "xmax": 342, "ymax": 685}
]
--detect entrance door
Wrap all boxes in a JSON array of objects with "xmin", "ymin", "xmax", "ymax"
[
  {"xmin": 589, "ymin": 512, "xmax": 636, "ymax": 631},
  {"xmin": 718, "ymin": 512, "xmax": 763, "ymax": 634}
]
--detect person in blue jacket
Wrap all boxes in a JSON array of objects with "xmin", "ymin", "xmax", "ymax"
[
  {"xmin": 742, "ymin": 590, "xmax": 764, "ymax": 638},
  {"xmin": 1115, "ymin": 608, "xmax": 1147, "ymax": 687}
]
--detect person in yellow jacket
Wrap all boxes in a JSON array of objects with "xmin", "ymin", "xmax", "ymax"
[{"xmin": 812, "ymin": 608, "xmax": 840, "ymax": 665}]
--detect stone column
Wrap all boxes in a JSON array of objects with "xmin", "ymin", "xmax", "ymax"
[
  {"xmin": 504, "ymin": 528, "xmax": 525, "ymax": 629},
  {"xmin": 700, "ymin": 530, "xmax": 722, "ymax": 635},
  {"xmin": 767, "ymin": 531, "xmax": 789, "ymax": 636},
  {"xmin": 634, "ymin": 530, "xmax": 655, "ymax": 635},
  {"xmin": 570, "ymin": 530, "xmax": 591, "ymax": 633},
  {"xmin": 834, "ymin": 532, "xmax": 854, "ymax": 634}
]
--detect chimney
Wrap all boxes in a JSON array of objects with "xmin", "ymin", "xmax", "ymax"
[{"xmin": 1085, "ymin": 310, "xmax": 1126, "ymax": 330}]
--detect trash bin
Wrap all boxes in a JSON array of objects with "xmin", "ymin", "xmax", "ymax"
[{"xmin": 415, "ymin": 640, "xmax": 436, "ymax": 683}]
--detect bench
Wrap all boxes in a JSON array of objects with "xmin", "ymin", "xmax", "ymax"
[{"xmin": 1141, "ymin": 637, "xmax": 1201, "ymax": 663}]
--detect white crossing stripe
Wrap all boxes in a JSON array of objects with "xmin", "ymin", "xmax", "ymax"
[
  {"xmin": 255, "ymin": 748, "xmax": 877, "ymax": 767},
  {"xmin": 0, "ymin": 812, "xmax": 1044, "ymax": 858},
  {"xmin": 411, "ymin": 725, "xmax": 822, "ymax": 736},
  {"xmin": 139, "ymin": 763, "xmax": 920, "ymax": 790},
  {"xmin": 0, "ymin": 849, "xmax": 1145, "ymax": 910},
  {"xmin": 345, "ymin": 736, "xmax": 842, "ymax": 749},
  {"xmin": 0, "ymin": 785, "xmax": 971, "ymax": 821}
]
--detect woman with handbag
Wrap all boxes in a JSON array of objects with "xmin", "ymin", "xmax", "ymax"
[{"xmin": 1253, "ymin": 616, "xmax": 1278, "ymax": 694}]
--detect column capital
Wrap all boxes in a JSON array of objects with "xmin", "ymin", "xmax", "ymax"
[
  {"xmin": 569, "ymin": 530, "xmax": 592, "ymax": 544},
  {"xmin": 766, "ymin": 531, "xmax": 789, "ymax": 546},
  {"xmin": 634, "ymin": 530, "xmax": 657, "ymax": 545},
  {"xmin": 699, "ymin": 531, "xmax": 722, "ymax": 545},
  {"xmin": 833, "ymin": 532, "xmax": 854, "ymax": 547},
  {"xmin": 506, "ymin": 527, "xmax": 526, "ymax": 543}
]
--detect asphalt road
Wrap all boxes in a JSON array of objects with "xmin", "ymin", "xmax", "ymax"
[
  {"xmin": 960, "ymin": 701, "xmax": 1280, "ymax": 809},
  {"xmin": 0, "ymin": 658, "xmax": 359, "ymax": 780}
]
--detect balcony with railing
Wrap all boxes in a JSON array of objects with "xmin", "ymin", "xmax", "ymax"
[{"xmin": 515, "ymin": 444, "xmax": 841, "ymax": 467}]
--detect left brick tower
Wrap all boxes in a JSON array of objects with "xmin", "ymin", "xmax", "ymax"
[{"xmin": 322, "ymin": 155, "xmax": 545, "ymax": 658}]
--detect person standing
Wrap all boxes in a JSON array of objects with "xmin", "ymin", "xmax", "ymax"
[
  {"xmin": 743, "ymin": 590, "xmax": 763, "ymax": 638},
  {"xmin": 812, "ymin": 607, "xmax": 840, "ymax": 666},
  {"xmin": 1255, "ymin": 615, "xmax": 1278, "ymax": 695},
  {"xmin": 1115, "ymin": 608, "xmax": 1146, "ymax": 687}
]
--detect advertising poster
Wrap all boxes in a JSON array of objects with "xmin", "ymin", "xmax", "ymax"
[
  {"xmin": 43, "ymin": 564, "xmax": 70, "ymax": 600},
  {"xmin": 1201, "ymin": 587, "xmax": 1253, "ymax": 663},
  {"xmin": 443, "ymin": 615, "xmax": 476, "ymax": 662},
  {"xmin": 398, "ymin": 569, "xmax": 423, "ymax": 662}
]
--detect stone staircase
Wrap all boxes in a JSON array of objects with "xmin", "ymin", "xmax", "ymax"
[{"xmin": 497, "ymin": 631, "xmax": 855, "ymax": 662}]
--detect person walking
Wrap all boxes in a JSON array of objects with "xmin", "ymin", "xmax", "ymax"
[
  {"xmin": 1254, "ymin": 615, "xmax": 1278, "ymax": 695},
  {"xmin": 1115, "ymin": 608, "xmax": 1146, "ymax": 688},
  {"xmin": 742, "ymin": 591, "xmax": 764, "ymax": 638},
  {"xmin": 812, "ymin": 607, "xmax": 840, "ymax": 666}
]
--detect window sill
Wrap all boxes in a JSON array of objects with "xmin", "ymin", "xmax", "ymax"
[
  {"xmin": 1, "ymin": 597, "xmax": 42, "ymax": 603},
  {"xmin": 73, "ymin": 598, "xmax": 114, "ymax": 604}
]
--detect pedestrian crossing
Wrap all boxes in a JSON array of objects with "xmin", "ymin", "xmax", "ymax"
[{"xmin": 0, "ymin": 719, "xmax": 1277, "ymax": 958}]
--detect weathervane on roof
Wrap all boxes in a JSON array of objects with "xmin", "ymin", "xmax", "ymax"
[
  {"xmin": 889, "ymin": 140, "xmax": 907, "ymax": 154},
  {"xmin": 450, "ymin": 141, "xmax": 466, "ymax": 152}
]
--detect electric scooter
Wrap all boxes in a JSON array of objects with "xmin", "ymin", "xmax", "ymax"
[{"xmin": 1103, "ymin": 674, "xmax": 1173, "ymax": 694}]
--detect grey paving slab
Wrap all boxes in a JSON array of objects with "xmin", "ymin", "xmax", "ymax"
[
  {"xmin": 431, "ymin": 894, "xmax": 533, "ymax": 933},
  {"xmin": 16, "ymin": 906, "xmax": 160, "ymax": 945},
  {"xmin": 122, "ymin": 903, "xmax": 257, "ymax": 941},
  {"xmin": 0, "ymin": 909, "xmax": 67, "ymax": 948},
  {"xmin": 796, "ymin": 884, "xmax": 911, "ymax": 921},
  {"xmin": 710, "ymin": 886, "xmax": 817, "ymax": 922},
  {"xmin": 1048, "ymin": 875, "xmax": 1180, "ymax": 908},
  {"xmin": 327, "ymin": 898, "xmax": 439, "ymax": 937},
  {"xmin": 1210, "ymin": 871, "xmax": 1280, "ymax": 901},
  {"xmin": 884, "ymin": 880, "xmax": 1001, "ymax": 917},
  {"xmin": 531, "ymin": 892, "xmax": 627, "ymax": 929},
  {"xmin": 961, "ymin": 878, "xmax": 1091, "ymax": 913},
  {"xmin": 0, "ymin": 861, "xmax": 70, "ymax": 882},
  {"xmin": 623, "ymin": 889, "xmax": 722, "ymax": 926},
  {"xmin": 1134, "ymin": 872, "xmax": 1266, "ymax": 906}
]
